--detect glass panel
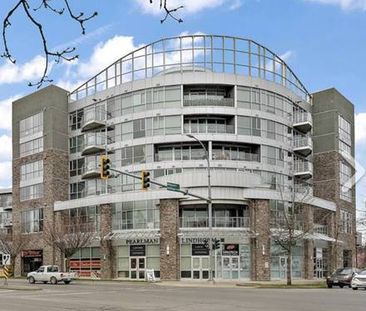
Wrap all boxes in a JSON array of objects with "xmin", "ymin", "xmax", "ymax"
[
  {"xmin": 130, "ymin": 258, "xmax": 137, "ymax": 269},
  {"xmin": 139, "ymin": 258, "xmax": 145, "ymax": 269}
]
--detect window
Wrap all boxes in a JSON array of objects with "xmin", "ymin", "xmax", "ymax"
[
  {"xmin": 20, "ymin": 137, "xmax": 43, "ymax": 157},
  {"xmin": 69, "ymin": 109, "xmax": 84, "ymax": 131},
  {"xmin": 21, "ymin": 208, "xmax": 44, "ymax": 233},
  {"xmin": 19, "ymin": 112, "xmax": 43, "ymax": 139},
  {"xmin": 237, "ymin": 116, "xmax": 261, "ymax": 136},
  {"xmin": 20, "ymin": 184, "xmax": 43, "ymax": 201},
  {"xmin": 340, "ymin": 210, "xmax": 353, "ymax": 234},
  {"xmin": 21, "ymin": 160, "xmax": 43, "ymax": 182},
  {"xmin": 338, "ymin": 115, "xmax": 352, "ymax": 156},
  {"xmin": 69, "ymin": 135, "xmax": 84, "ymax": 154},
  {"xmin": 69, "ymin": 158, "xmax": 85, "ymax": 177},
  {"xmin": 340, "ymin": 161, "xmax": 353, "ymax": 202},
  {"xmin": 133, "ymin": 119, "xmax": 145, "ymax": 139},
  {"xmin": 70, "ymin": 182, "xmax": 85, "ymax": 200}
]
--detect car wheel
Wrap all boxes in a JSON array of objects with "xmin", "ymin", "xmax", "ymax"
[
  {"xmin": 64, "ymin": 281, "xmax": 71, "ymax": 285},
  {"xmin": 352, "ymin": 287, "xmax": 358, "ymax": 290},
  {"xmin": 50, "ymin": 277, "xmax": 58, "ymax": 285},
  {"xmin": 327, "ymin": 283, "xmax": 333, "ymax": 288},
  {"xmin": 28, "ymin": 276, "xmax": 35, "ymax": 284},
  {"xmin": 43, "ymin": 281, "xmax": 47, "ymax": 284},
  {"xmin": 339, "ymin": 284, "xmax": 344, "ymax": 288}
]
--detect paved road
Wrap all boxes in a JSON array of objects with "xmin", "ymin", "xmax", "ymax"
[{"xmin": 0, "ymin": 279, "xmax": 365, "ymax": 311}]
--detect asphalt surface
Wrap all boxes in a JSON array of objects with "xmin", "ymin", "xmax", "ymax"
[{"xmin": 0, "ymin": 279, "xmax": 365, "ymax": 311}]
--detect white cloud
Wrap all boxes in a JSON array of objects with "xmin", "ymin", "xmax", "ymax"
[
  {"xmin": 0, "ymin": 95, "xmax": 21, "ymax": 131},
  {"xmin": 77, "ymin": 35, "xmax": 141, "ymax": 79},
  {"xmin": 0, "ymin": 55, "xmax": 49, "ymax": 85},
  {"xmin": 135, "ymin": 0, "xmax": 244, "ymax": 15},
  {"xmin": 0, "ymin": 135, "xmax": 12, "ymax": 162},
  {"xmin": 355, "ymin": 113, "xmax": 366, "ymax": 145},
  {"xmin": 305, "ymin": 0, "xmax": 366, "ymax": 10},
  {"xmin": 0, "ymin": 161, "xmax": 12, "ymax": 188}
]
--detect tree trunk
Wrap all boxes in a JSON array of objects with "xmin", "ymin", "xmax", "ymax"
[
  {"xmin": 287, "ymin": 246, "xmax": 292, "ymax": 286},
  {"xmin": 65, "ymin": 257, "xmax": 70, "ymax": 272},
  {"xmin": 10, "ymin": 255, "xmax": 16, "ymax": 278}
]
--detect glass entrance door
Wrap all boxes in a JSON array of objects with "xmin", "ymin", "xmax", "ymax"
[
  {"xmin": 314, "ymin": 258, "xmax": 324, "ymax": 278},
  {"xmin": 192, "ymin": 257, "xmax": 209, "ymax": 279},
  {"xmin": 222, "ymin": 256, "xmax": 240, "ymax": 279},
  {"xmin": 130, "ymin": 257, "xmax": 146, "ymax": 280},
  {"xmin": 279, "ymin": 256, "xmax": 287, "ymax": 279}
]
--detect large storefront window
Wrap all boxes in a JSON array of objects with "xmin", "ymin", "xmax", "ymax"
[
  {"xmin": 271, "ymin": 242, "xmax": 303, "ymax": 279},
  {"xmin": 70, "ymin": 247, "xmax": 101, "ymax": 277},
  {"xmin": 21, "ymin": 250, "xmax": 43, "ymax": 275},
  {"xmin": 117, "ymin": 242, "xmax": 160, "ymax": 279}
]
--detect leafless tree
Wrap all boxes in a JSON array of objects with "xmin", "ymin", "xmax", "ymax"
[
  {"xmin": 42, "ymin": 216, "xmax": 96, "ymax": 271},
  {"xmin": 0, "ymin": 231, "xmax": 29, "ymax": 276},
  {"xmin": 271, "ymin": 180, "xmax": 333, "ymax": 285},
  {"xmin": 2, "ymin": 1, "xmax": 183, "ymax": 88}
]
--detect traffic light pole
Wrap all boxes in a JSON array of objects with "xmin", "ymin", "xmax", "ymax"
[{"xmin": 108, "ymin": 168, "xmax": 209, "ymax": 202}]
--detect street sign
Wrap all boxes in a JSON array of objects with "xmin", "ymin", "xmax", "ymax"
[
  {"xmin": 167, "ymin": 182, "xmax": 180, "ymax": 191},
  {"xmin": 2, "ymin": 254, "xmax": 10, "ymax": 265}
]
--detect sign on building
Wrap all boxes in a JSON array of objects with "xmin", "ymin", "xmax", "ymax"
[{"xmin": 2, "ymin": 254, "xmax": 10, "ymax": 266}]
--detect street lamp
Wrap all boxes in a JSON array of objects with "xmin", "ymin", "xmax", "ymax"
[{"xmin": 186, "ymin": 134, "xmax": 213, "ymax": 282}]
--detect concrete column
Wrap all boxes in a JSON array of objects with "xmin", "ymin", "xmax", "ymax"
[
  {"xmin": 159, "ymin": 199, "xmax": 180, "ymax": 280},
  {"xmin": 250, "ymin": 199, "xmax": 271, "ymax": 281},
  {"xmin": 302, "ymin": 204, "xmax": 314, "ymax": 279},
  {"xmin": 100, "ymin": 204, "xmax": 115, "ymax": 279}
]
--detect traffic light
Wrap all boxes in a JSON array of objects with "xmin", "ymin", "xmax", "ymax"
[
  {"xmin": 212, "ymin": 238, "xmax": 221, "ymax": 250},
  {"xmin": 100, "ymin": 156, "xmax": 111, "ymax": 179},
  {"xmin": 141, "ymin": 170, "xmax": 150, "ymax": 190}
]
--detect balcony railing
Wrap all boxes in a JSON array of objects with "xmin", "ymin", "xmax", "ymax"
[
  {"xmin": 81, "ymin": 107, "xmax": 106, "ymax": 132},
  {"xmin": 81, "ymin": 133, "xmax": 109, "ymax": 156},
  {"xmin": 112, "ymin": 219, "xmax": 160, "ymax": 231},
  {"xmin": 293, "ymin": 111, "xmax": 312, "ymax": 133},
  {"xmin": 294, "ymin": 183, "xmax": 313, "ymax": 196},
  {"xmin": 180, "ymin": 216, "xmax": 250, "ymax": 228},
  {"xmin": 212, "ymin": 152, "xmax": 260, "ymax": 162},
  {"xmin": 314, "ymin": 224, "xmax": 328, "ymax": 235},
  {"xmin": 294, "ymin": 161, "xmax": 313, "ymax": 178},
  {"xmin": 293, "ymin": 137, "xmax": 313, "ymax": 149},
  {"xmin": 81, "ymin": 159, "xmax": 101, "ymax": 179},
  {"xmin": 183, "ymin": 98, "xmax": 234, "ymax": 107},
  {"xmin": 184, "ymin": 123, "xmax": 235, "ymax": 134}
]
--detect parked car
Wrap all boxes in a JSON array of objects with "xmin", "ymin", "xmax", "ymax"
[
  {"xmin": 326, "ymin": 267, "xmax": 360, "ymax": 288},
  {"xmin": 27, "ymin": 265, "xmax": 76, "ymax": 285},
  {"xmin": 351, "ymin": 269, "xmax": 366, "ymax": 290}
]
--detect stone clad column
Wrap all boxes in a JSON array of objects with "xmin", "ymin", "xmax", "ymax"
[
  {"xmin": 250, "ymin": 199, "xmax": 271, "ymax": 281},
  {"xmin": 100, "ymin": 204, "xmax": 115, "ymax": 279},
  {"xmin": 159, "ymin": 199, "xmax": 180, "ymax": 280}
]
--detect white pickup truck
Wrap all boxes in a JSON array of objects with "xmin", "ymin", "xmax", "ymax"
[{"xmin": 27, "ymin": 265, "xmax": 76, "ymax": 285}]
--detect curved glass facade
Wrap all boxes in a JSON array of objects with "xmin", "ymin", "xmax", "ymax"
[{"xmin": 70, "ymin": 35, "xmax": 310, "ymax": 102}]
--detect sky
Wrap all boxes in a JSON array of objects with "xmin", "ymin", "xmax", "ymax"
[{"xmin": 0, "ymin": 0, "xmax": 366, "ymax": 214}]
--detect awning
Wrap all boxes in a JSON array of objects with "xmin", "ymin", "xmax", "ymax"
[{"xmin": 105, "ymin": 229, "xmax": 160, "ymax": 241}]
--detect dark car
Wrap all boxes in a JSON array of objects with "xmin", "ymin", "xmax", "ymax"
[{"xmin": 327, "ymin": 268, "xmax": 361, "ymax": 288}]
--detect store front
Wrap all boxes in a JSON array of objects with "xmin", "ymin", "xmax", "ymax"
[
  {"xmin": 21, "ymin": 250, "xmax": 43, "ymax": 275},
  {"xmin": 116, "ymin": 237, "xmax": 160, "ymax": 279},
  {"xmin": 69, "ymin": 247, "xmax": 101, "ymax": 277},
  {"xmin": 270, "ymin": 242, "xmax": 303, "ymax": 279},
  {"xmin": 180, "ymin": 236, "xmax": 251, "ymax": 280}
]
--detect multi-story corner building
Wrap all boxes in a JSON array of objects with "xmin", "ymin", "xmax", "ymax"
[{"xmin": 11, "ymin": 35, "xmax": 356, "ymax": 280}]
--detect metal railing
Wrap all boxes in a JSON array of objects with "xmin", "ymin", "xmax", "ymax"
[
  {"xmin": 294, "ymin": 161, "xmax": 313, "ymax": 174},
  {"xmin": 293, "ymin": 111, "xmax": 312, "ymax": 125},
  {"xmin": 183, "ymin": 98, "xmax": 234, "ymax": 107},
  {"xmin": 82, "ymin": 107, "xmax": 106, "ymax": 127},
  {"xmin": 212, "ymin": 152, "xmax": 260, "ymax": 162},
  {"xmin": 184, "ymin": 123, "xmax": 235, "ymax": 134},
  {"xmin": 314, "ymin": 224, "xmax": 328, "ymax": 235},
  {"xmin": 180, "ymin": 216, "xmax": 250, "ymax": 228},
  {"xmin": 293, "ymin": 137, "xmax": 313, "ymax": 149},
  {"xmin": 112, "ymin": 219, "xmax": 160, "ymax": 231}
]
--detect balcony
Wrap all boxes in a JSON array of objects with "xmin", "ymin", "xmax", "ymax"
[
  {"xmin": 293, "ymin": 137, "xmax": 313, "ymax": 156},
  {"xmin": 81, "ymin": 159, "xmax": 101, "ymax": 180},
  {"xmin": 294, "ymin": 183, "xmax": 313, "ymax": 196},
  {"xmin": 3, "ymin": 217, "xmax": 12, "ymax": 227},
  {"xmin": 183, "ymin": 98, "xmax": 234, "ymax": 107},
  {"xmin": 293, "ymin": 111, "xmax": 312, "ymax": 133},
  {"xmin": 184, "ymin": 123, "xmax": 235, "ymax": 135},
  {"xmin": 81, "ymin": 107, "xmax": 106, "ymax": 132},
  {"xmin": 294, "ymin": 161, "xmax": 313, "ymax": 179},
  {"xmin": 81, "ymin": 133, "xmax": 107, "ymax": 156},
  {"xmin": 314, "ymin": 224, "xmax": 328, "ymax": 235},
  {"xmin": 180, "ymin": 216, "xmax": 250, "ymax": 229}
]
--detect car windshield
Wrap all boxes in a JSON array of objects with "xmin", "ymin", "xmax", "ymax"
[{"xmin": 339, "ymin": 268, "xmax": 352, "ymax": 275}]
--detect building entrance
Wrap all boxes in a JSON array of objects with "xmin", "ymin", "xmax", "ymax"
[
  {"xmin": 279, "ymin": 256, "xmax": 287, "ymax": 279},
  {"xmin": 222, "ymin": 256, "xmax": 240, "ymax": 279},
  {"xmin": 129, "ymin": 257, "xmax": 146, "ymax": 280},
  {"xmin": 192, "ymin": 256, "xmax": 209, "ymax": 279},
  {"xmin": 21, "ymin": 250, "xmax": 43, "ymax": 275}
]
